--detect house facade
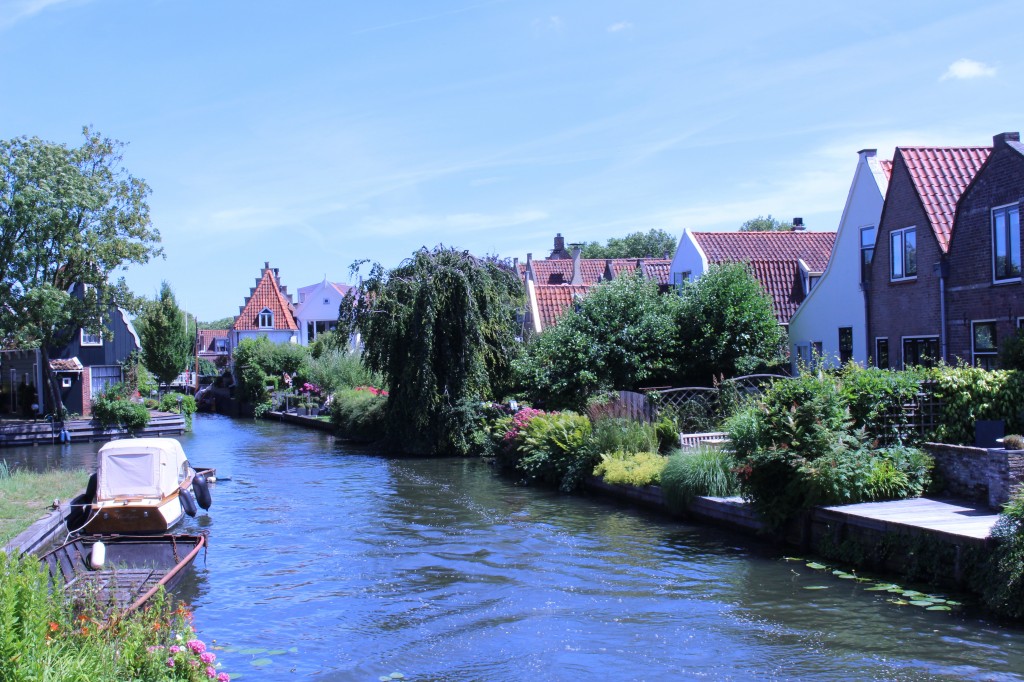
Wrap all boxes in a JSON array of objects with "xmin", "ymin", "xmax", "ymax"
[
  {"xmin": 867, "ymin": 144, "xmax": 990, "ymax": 368},
  {"xmin": 229, "ymin": 262, "xmax": 299, "ymax": 349},
  {"xmin": 0, "ymin": 304, "xmax": 141, "ymax": 417},
  {"xmin": 788, "ymin": 150, "xmax": 891, "ymax": 370},
  {"xmin": 294, "ymin": 278, "xmax": 353, "ymax": 345},
  {"xmin": 196, "ymin": 329, "xmax": 231, "ymax": 369},
  {"xmin": 670, "ymin": 228, "xmax": 836, "ymax": 327},
  {"xmin": 944, "ymin": 132, "xmax": 1024, "ymax": 368}
]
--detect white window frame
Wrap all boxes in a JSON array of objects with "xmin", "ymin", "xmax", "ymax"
[
  {"xmin": 972, "ymin": 319, "xmax": 998, "ymax": 369},
  {"xmin": 258, "ymin": 308, "xmax": 274, "ymax": 329},
  {"xmin": 214, "ymin": 338, "xmax": 228, "ymax": 353},
  {"xmin": 992, "ymin": 203, "xmax": 1021, "ymax": 284},
  {"xmin": 81, "ymin": 324, "xmax": 103, "ymax": 347},
  {"xmin": 901, "ymin": 335, "xmax": 940, "ymax": 368},
  {"xmin": 875, "ymin": 337, "xmax": 889, "ymax": 369},
  {"xmin": 890, "ymin": 227, "xmax": 917, "ymax": 281}
]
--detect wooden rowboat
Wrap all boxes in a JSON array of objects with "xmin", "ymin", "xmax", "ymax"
[{"xmin": 40, "ymin": 533, "xmax": 207, "ymax": 614}]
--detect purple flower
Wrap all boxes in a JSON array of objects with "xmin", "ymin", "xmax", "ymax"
[
  {"xmin": 217, "ymin": 673, "xmax": 231, "ymax": 682},
  {"xmin": 187, "ymin": 639, "xmax": 206, "ymax": 654},
  {"xmin": 166, "ymin": 657, "xmax": 176, "ymax": 668},
  {"xmin": 169, "ymin": 645, "xmax": 182, "ymax": 654},
  {"xmin": 200, "ymin": 651, "xmax": 216, "ymax": 663},
  {"xmin": 206, "ymin": 665, "xmax": 218, "ymax": 678}
]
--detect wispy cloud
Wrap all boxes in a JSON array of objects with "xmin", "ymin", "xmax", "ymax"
[
  {"xmin": 0, "ymin": 0, "xmax": 88, "ymax": 29},
  {"xmin": 607, "ymin": 22, "xmax": 632, "ymax": 33},
  {"xmin": 941, "ymin": 58, "xmax": 996, "ymax": 81}
]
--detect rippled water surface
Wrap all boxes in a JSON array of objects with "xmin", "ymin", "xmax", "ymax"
[{"xmin": 11, "ymin": 415, "xmax": 1024, "ymax": 680}]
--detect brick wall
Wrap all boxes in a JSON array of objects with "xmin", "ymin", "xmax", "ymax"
[
  {"xmin": 924, "ymin": 442, "xmax": 1024, "ymax": 508},
  {"xmin": 945, "ymin": 135, "xmax": 1024, "ymax": 366},
  {"xmin": 868, "ymin": 153, "xmax": 943, "ymax": 368}
]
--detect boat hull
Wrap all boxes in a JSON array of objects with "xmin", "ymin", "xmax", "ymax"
[{"xmin": 81, "ymin": 493, "xmax": 186, "ymax": 535}]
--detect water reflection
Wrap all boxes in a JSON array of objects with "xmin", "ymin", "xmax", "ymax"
[{"xmin": 11, "ymin": 414, "xmax": 1024, "ymax": 681}]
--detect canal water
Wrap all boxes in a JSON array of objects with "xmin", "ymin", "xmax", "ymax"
[{"xmin": 8, "ymin": 414, "xmax": 1024, "ymax": 680}]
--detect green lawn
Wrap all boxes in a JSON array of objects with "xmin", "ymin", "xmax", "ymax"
[{"xmin": 0, "ymin": 465, "xmax": 89, "ymax": 544}]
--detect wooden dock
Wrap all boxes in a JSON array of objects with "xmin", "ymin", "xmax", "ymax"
[
  {"xmin": 816, "ymin": 497, "xmax": 999, "ymax": 542},
  {"xmin": 0, "ymin": 412, "xmax": 186, "ymax": 447}
]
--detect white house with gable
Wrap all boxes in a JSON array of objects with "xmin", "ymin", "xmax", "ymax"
[
  {"xmin": 788, "ymin": 149, "xmax": 891, "ymax": 371},
  {"xmin": 294, "ymin": 278, "xmax": 354, "ymax": 345}
]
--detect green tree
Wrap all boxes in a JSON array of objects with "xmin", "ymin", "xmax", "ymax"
[
  {"xmin": 197, "ymin": 316, "xmax": 235, "ymax": 330},
  {"xmin": 340, "ymin": 247, "xmax": 523, "ymax": 454},
  {"xmin": 579, "ymin": 229, "xmax": 677, "ymax": 259},
  {"xmin": 136, "ymin": 282, "xmax": 192, "ymax": 386},
  {"xmin": 740, "ymin": 215, "xmax": 794, "ymax": 232},
  {"xmin": 676, "ymin": 262, "xmax": 785, "ymax": 383},
  {"xmin": 0, "ymin": 128, "xmax": 161, "ymax": 416},
  {"xmin": 515, "ymin": 273, "xmax": 683, "ymax": 410}
]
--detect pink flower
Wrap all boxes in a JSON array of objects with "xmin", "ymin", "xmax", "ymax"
[
  {"xmin": 169, "ymin": 645, "xmax": 182, "ymax": 654},
  {"xmin": 217, "ymin": 673, "xmax": 231, "ymax": 682},
  {"xmin": 200, "ymin": 651, "xmax": 216, "ymax": 663},
  {"xmin": 206, "ymin": 666, "xmax": 218, "ymax": 679},
  {"xmin": 187, "ymin": 639, "xmax": 206, "ymax": 654},
  {"xmin": 166, "ymin": 657, "xmax": 176, "ymax": 668}
]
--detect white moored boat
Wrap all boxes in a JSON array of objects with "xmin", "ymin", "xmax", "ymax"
[{"xmin": 66, "ymin": 438, "xmax": 212, "ymax": 535}]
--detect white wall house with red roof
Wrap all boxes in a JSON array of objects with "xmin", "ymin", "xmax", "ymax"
[
  {"xmin": 669, "ymin": 228, "xmax": 836, "ymax": 327},
  {"xmin": 788, "ymin": 149, "xmax": 891, "ymax": 371},
  {"xmin": 229, "ymin": 262, "xmax": 299, "ymax": 350},
  {"xmin": 294, "ymin": 278, "xmax": 354, "ymax": 345}
]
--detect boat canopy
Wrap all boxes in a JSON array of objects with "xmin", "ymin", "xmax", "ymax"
[{"xmin": 96, "ymin": 438, "xmax": 188, "ymax": 501}]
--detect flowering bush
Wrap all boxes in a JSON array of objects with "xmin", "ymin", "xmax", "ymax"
[{"xmin": 354, "ymin": 385, "xmax": 389, "ymax": 397}]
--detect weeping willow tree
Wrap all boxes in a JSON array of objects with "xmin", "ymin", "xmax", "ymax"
[{"xmin": 340, "ymin": 247, "xmax": 524, "ymax": 454}]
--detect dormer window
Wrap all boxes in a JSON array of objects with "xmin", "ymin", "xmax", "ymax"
[{"xmin": 258, "ymin": 308, "xmax": 274, "ymax": 329}]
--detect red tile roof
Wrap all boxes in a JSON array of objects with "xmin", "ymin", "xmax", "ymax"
[
  {"xmin": 232, "ymin": 264, "xmax": 298, "ymax": 331},
  {"xmin": 196, "ymin": 329, "xmax": 229, "ymax": 353},
  {"xmin": 898, "ymin": 146, "xmax": 990, "ymax": 251},
  {"xmin": 691, "ymin": 231, "xmax": 835, "ymax": 272},
  {"xmin": 532, "ymin": 285, "xmax": 591, "ymax": 330},
  {"xmin": 690, "ymin": 231, "xmax": 836, "ymax": 324},
  {"xmin": 879, "ymin": 159, "xmax": 893, "ymax": 181},
  {"xmin": 524, "ymin": 257, "xmax": 672, "ymax": 286},
  {"xmin": 50, "ymin": 357, "xmax": 83, "ymax": 372}
]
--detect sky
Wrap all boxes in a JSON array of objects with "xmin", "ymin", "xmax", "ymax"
[{"xmin": 2, "ymin": 0, "xmax": 1023, "ymax": 322}]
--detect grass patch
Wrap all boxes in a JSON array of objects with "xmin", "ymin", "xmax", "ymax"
[
  {"xmin": 660, "ymin": 446, "xmax": 740, "ymax": 513},
  {"xmin": 0, "ymin": 465, "xmax": 89, "ymax": 545}
]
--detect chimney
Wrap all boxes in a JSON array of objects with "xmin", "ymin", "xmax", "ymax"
[
  {"xmin": 570, "ymin": 248, "xmax": 583, "ymax": 285},
  {"xmin": 994, "ymin": 132, "xmax": 1021, "ymax": 148},
  {"xmin": 792, "ymin": 217, "xmax": 805, "ymax": 231},
  {"xmin": 554, "ymin": 233, "xmax": 565, "ymax": 252}
]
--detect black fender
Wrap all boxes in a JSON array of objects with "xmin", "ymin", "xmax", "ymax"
[
  {"xmin": 180, "ymin": 488, "xmax": 198, "ymax": 517},
  {"xmin": 65, "ymin": 493, "xmax": 92, "ymax": 531},
  {"xmin": 192, "ymin": 473, "xmax": 212, "ymax": 511}
]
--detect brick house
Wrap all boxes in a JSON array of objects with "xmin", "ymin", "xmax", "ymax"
[
  {"xmin": 517, "ymin": 235, "xmax": 672, "ymax": 335},
  {"xmin": 229, "ymin": 262, "xmax": 299, "ymax": 351},
  {"xmin": 867, "ymin": 144, "xmax": 990, "ymax": 368},
  {"xmin": 944, "ymin": 132, "xmax": 1024, "ymax": 368},
  {"xmin": 196, "ymin": 329, "xmax": 231, "ymax": 370}
]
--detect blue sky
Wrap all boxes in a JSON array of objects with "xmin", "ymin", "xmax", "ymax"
[{"xmin": 2, "ymin": 0, "xmax": 1022, "ymax": 321}]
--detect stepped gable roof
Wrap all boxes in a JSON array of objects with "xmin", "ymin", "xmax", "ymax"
[
  {"xmin": 898, "ymin": 146, "xmax": 990, "ymax": 252},
  {"xmin": 692, "ymin": 230, "xmax": 835, "ymax": 273},
  {"xmin": 197, "ymin": 329, "xmax": 228, "ymax": 353},
  {"xmin": 232, "ymin": 263, "xmax": 298, "ymax": 331},
  {"xmin": 532, "ymin": 285, "xmax": 591, "ymax": 331}
]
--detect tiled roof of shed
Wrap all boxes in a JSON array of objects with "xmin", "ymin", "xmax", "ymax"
[
  {"xmin": 50, "ymin": 357, "xmax": 83, "ymax": 372},
  {"xmin": 197, "ymin": 329, "xmax": 228, "ymax": 353},
  {"xmin": 532, "ymin": 285, "xmax": 591, "ymax": 331},
  {"xmin": 692, "ymin": 231, "xmax": 835, "ymax": 272},
  {"xmin": 232, "ymin": 264, "xmax": 298, "ymax": 331},
  {"xmin": 898, "ymin": 146, "xmax": 990, "ymax": 252}
]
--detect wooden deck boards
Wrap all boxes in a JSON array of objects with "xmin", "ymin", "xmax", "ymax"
[{"xmin": 821, "ymin": 497, "xmax": 999, "ymax": 540}]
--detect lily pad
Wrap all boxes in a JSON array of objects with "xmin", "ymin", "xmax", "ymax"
[
  {"xmin": 238, "ymin": 648, "xmax": 267, "ymax": 655},
  {"xmin": 888, "ymin": 598, "xmax": 909, "ymax": 605},
  {"xmin": 945, "ymin": 600, "xmax": 962, "ymax": 607},
  {"xmin": 250, "ymin": 658, "xmax": 274, "ymax": 667},
  {"xmin": 804, "ymin": 585, "xmax": 829, "ymax": 590},
  {"xmin": 865, "ymin": 584, "xmax": 899, "ymax": 592},
  {"xmin": 783, "ymin": 557, "xmax": 804, "ymax": 562},
  {"xmin": 266, "ymin": 650, "xmax": 288, "ymax": 656},
  {"xmin": 835, "ymin": 572, "xmax": 857, "ymax": 580},
  {"xmin": 806, "ymin": 562, "xmax": 827, "ymax": 570},
  {"xmin": 288, "ymin": 647, "xmax": 299, "ymax": 653},
  {"xmin": 909, "ymin": 600, "xmax": 937, "ymax": 607},
  {"xmin": 390, "ymin": 675, "xmax": 406, "ymax": 680},
  {"xmin": 927, "ymin": 605, "xmax": 953, "ymax": 611}
]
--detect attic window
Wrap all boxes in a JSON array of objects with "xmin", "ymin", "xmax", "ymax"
[{"xmin": 258, "ymin": 308, "xmax": 274, "ymax": 329}]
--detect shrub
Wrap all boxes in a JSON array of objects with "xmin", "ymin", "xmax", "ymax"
[
  {"xmin": 923, "ymin": 364, "xmax": 1024, "ymax": 444},
  {"xmin": 660, "ymin": 446, "xmax": 739, "ymax": 512},
  {"xmin": 515, "ymin": 411, "xmax": 593, "ymax": 491},
  {"xmin": 589, "ymin": 417, "xmax": 659, "ymax": 458},
  {"xmin": 91, "ymin": 387, "xmax": 151, "ymax": 432},
  {"xmin": 839, "ymin": 364, "xmax": 924, "ymax": 445},
  {"xmin": 158, "ymin": 393, "xmax": 197, "ymax": 430},
  {"xmin": 329, "ymin": 388, "xmax": 387, "ymax": 442},
  {"xmin": 979, "ymin": 489, "xmax": 1024, "ymax": 619},
  {"xmin": 593, "ymin": 451, "xmax": 666, "ymax": 487}
]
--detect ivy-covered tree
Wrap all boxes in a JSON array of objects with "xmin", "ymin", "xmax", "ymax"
[
  {"xmin": 579, "ymin": 228, "xmax": 677, "ymax": 259},
  {"xmin": 0, "ymin": 128, "xmax": 161, "ymax": 416},
  {"xmin": 136, "ymin": 282, "xmax": 193, "ymax": 386},
  {"xmin": 340, "ymin": 247, "xmax": 523, "ymax": 454},
  {"xmin": 676, "ymin": 262, "xmax": 785, "ymax": 383},
  {"xmin": 514, "ymin": 273, "xmax": 683, "ymax": 410}
]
